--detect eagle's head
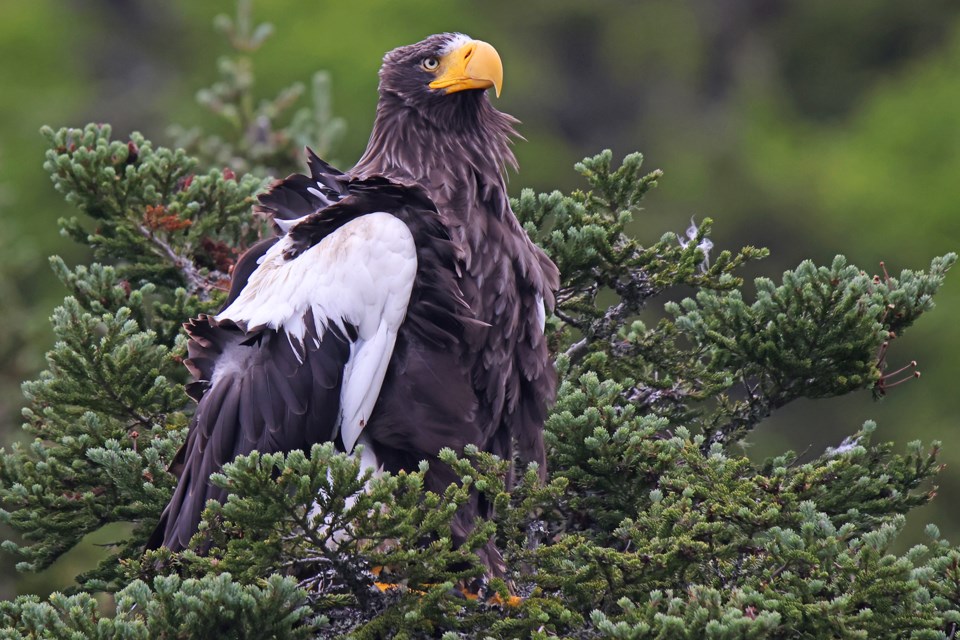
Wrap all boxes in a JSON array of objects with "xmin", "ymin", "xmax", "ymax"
[{"xmin": 377, "ymin": 33, "xmax": 504, "ymax": 126}]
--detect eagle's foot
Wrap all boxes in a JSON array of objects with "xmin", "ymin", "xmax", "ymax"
[
  {"xmin": 458, "ymin": 578, "xmax": 523, "ymax": 607},
  {"xmin": 370, "ymin": 565, "xmax": 400, "ymax": 594},
  {"xmin": 370, "ymin": 567, "xmax": 522, "ymax": 606}
]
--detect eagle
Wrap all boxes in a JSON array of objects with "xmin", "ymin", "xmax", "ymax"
[{"xmin": 148, "ymin": 33, "xmax": 559, "ymax": 572}]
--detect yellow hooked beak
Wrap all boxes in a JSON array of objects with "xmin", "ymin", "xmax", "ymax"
[{"xmin": 428, "ymin": 40, "xmax": 503, "ymax": 98}]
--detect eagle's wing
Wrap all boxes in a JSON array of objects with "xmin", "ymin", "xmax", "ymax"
[
  {"xmin": 149, "ymin": 207, "xmax": 418, "ymax": 551},
  {"xmin": 260, "ymin": 148, "xmax": 348, "ymax": 233}
]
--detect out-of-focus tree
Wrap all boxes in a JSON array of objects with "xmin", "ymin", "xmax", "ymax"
[{"xmin": 738, "ymin": 15, "xmax": 960, "ymax": 544}]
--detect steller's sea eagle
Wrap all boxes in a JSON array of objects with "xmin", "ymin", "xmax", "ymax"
[{"xmin": 148, "ymin": 33, "xmax": 559, "ymax": 571}]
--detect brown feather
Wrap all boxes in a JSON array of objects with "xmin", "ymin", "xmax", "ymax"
[
  {"xmin": 352, "ymin": 35, "xmax": 559, "ymax": 486},
  {"xmin": 150, "ymin": 34, "xmax": 559, "ymax": 563}
]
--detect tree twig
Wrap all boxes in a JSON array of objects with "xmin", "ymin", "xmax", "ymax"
[{"xmin": 136, "ymin": 222, "xmax": 216, "ymax": 300}]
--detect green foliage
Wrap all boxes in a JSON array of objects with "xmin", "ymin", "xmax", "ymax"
[
  {"xmin": 3, "ymin": 7, "xmax": 960, "ymax": 638},
  {"xmin": 517, "ymin": 149, "xmax": 957, "ymax": 455},
  {"xmin": 0, "ymin": 260, "xmax": 187, "ymax": 586},
  {"xmin": 168, "ymin": 0, "xmax": 346, "ymax": 177},
  {"xmin": 667, "ymin": 254, "xmax": 956, "ymax": 445},
  {"xmin": 514, "ymin": 149, "xmax": 767, "ymax": 345},
  {"xmin": 0, "ymin": 573, "xmax": 311, "ymax": 639},
  {"xmin": 0, "ymin": 122, "xmax": 269, "ymax": 588},
  {"xmin": 43, "ymin": 123, "xmax": 267, "ymax": 299},
  {"xmin": 6, "ymin": 128, "xmax": 957, "ymax": 636},
  {"xmin": 125, "ymin": 444, "xmax": 561, "ymax": 637}
]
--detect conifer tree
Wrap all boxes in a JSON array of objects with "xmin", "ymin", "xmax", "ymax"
[{"xmin": 1, "ymin": 4, "xmax": 959, "ymax": 638}]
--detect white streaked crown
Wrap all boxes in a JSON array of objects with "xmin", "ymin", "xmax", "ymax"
[{"xmin": 439, "ymin": 32, "xmax": 473, "ymax": 55}]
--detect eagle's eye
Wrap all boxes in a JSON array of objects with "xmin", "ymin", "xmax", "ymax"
[{"xmin": 421, "ymin": 57, "xmax": 440, "ymax": 71}]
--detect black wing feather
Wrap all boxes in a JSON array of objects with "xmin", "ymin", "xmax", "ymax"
[
  {"xmin": 147, "ymin": 317, "xmax": 350, "ymax": 551},
  {"xmin": 150, "ymin": 167, "xmax": 484, "ymax": 554},
  {"xmin": 256, "ymin": 148, "xmax": 348, "ymax": 226}
]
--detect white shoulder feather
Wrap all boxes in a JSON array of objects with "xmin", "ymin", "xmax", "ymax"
[{"xmin": 217, "ymin": 212, "xmax": 418, "ymax": 452}]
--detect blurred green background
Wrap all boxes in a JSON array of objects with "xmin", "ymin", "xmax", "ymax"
[{"xmin": 1, "ymin": 0, "xmax": 958, "ymax": 598}]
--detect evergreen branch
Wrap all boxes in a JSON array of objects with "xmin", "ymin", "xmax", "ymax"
[
  {"xmin": 2, "ymin": 63, "xmax": 957, "ymax": 633},
  {"xmin": 168, "ymin": 2, "xmax": 345, "ymax": 177},
  {"xmin": 563, "ymin": 337, "xmax": 589, "ymax": 361},
  {"xmin": 132, "ymin": 219, "xmax": 218, "ymax": 300}
]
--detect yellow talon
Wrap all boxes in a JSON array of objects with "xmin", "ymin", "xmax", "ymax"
[
  {"xmin": 372, "ymin": 566, "xmax": 523, "ymax": 605},
  {"xmin": 457, "ymin": 586, "xmax": 523, "ymax": 607},
  {"xmin": 486, "ymin": 592, "xmax": 524, "ymax": 607}
]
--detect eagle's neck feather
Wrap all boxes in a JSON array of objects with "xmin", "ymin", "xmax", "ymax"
[
  {"xmin": 351, "ymin": 92, "xmax": 518, "ymax": 217},
  {"xmin": 350, "ymin": 90, "xmax": 554, "ymax": 308}
]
